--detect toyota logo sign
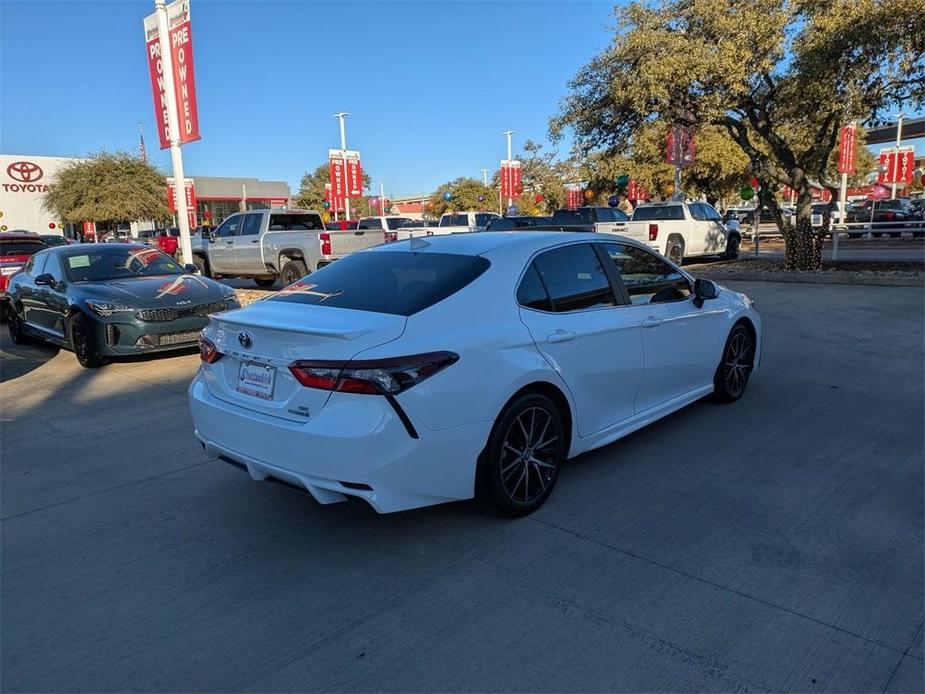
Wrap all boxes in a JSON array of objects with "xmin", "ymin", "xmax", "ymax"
[{"xmin": 6, "ymin": 161, "xmax": 43, "ymax": 183}]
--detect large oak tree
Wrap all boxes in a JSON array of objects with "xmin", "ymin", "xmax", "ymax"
[
  {"xmin": 551, "ymin": 0, "xmax": 924, "ymax": 269},
  {"xmin": 43, "ymin": 152, "xmax": 170, "ymax": 229}
]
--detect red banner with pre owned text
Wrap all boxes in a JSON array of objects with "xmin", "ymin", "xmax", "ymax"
[
  {"xmin": 143, "ymin": 0, "xmax": 201, "ymax": 148},
  {"xmin": 167, "ymin": 178, "xmax": 196, "ymax": 228},
  {"xmin": 838, "ymin": 125, "xmax": 857, "ymax": 174},
  {"xmin": 167, "ymin": 1, "xmax": 201, "ymax": 144}
]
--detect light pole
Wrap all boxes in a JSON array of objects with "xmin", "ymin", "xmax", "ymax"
[
  {"xmin": 481, "ymin": 169, "xmax": 488, "ymax": 186},
  {"xmin": 154, "ymin": 0, "xmax": 193, "ymax": 265},
  {"xmin": 891, "ymin": 112, "xmax": 904, "ymax": 200},
  {"xmin": 380, "ymin": 182, "xmax": 386, "ymax": 217},
  {"xmin": 501, "ymin": 130, "xmax": 515, "ymax": 208},
  {"xmin": 333, "ymin": 112, "xmax": 351, "ymax": 221}
]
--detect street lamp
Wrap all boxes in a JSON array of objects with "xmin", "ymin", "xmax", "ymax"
[
  {"xmin": 501, "ymin": 130, "xmax": 515, "ymax": 207},
  {"xmin": 891, "ymin": 112, "xmax": 904, "ymax": 200},
  {"xmin": 333, "ymin": 112, "xmax": 351, "ymax": 221}
]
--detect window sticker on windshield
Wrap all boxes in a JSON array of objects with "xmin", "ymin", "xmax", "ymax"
[
  {"xmin": 165, "ymin": 262, "xmax": 177, "ymax": 269},
  {"xmin": 68, "ymin": 255, "xmax": 91, "ymax": 268}
]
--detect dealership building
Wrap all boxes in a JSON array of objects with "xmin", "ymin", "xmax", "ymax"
[{"xmin": 0, "ymin": 153, "xmax": 290, "ymax": 236}]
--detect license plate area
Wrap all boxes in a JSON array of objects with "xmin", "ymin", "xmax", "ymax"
[{"xmin": 236, "ymin": 361, "xmax": 277, "ymax": 400}]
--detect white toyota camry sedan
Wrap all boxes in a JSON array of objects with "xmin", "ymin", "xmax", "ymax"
[{"xmin": 190, "ymin": 232, "xmax": 760, "ymax": 516}]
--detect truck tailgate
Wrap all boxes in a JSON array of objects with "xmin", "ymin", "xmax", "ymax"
[
  {"xmin": 328, "ymin": 230, "xmax": 383, "ymax": 255},
  {"xmin": 619, "ymin": 221, "xmax": 653, "ymax": 245}
]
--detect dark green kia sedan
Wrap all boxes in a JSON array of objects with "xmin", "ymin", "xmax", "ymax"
[{"xmin": 4, "ymin": 244, "xmax": 239, "ymax": 367}]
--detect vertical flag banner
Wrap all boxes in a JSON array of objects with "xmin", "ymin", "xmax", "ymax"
[
  {"xmin": 666, "ymin": 125, "xmax": 696, "ymax": 166},
  {"xmin": 500, "ymin": 161, "xmax": 512, "ymax": 198},
  {"xmin": 876, "ymin": 148, "xmax": 914, "ymax": 184},
  {"xmin": 144, "ymin": 0, "xmax": 200, "ymax": 148},
  {"xmin": 167, "ymin": 178, "xmax": 197, "ymax": 227},
  {"xmin": 837, "ymin": 125, "xmax": 857, "ymax": 174},
  {"xmin": 328, "ymin": 150, "xmax": 347, "ymax": 213},
  {"xmin": 144, "ymin": 13, "xmax": 170, "ymax": 148},
  {"xmin": 345, "ymin": 151, "xmax": 363, "ymax": 198},
  {"xmin": 167, "ymin": 0, "xmax": 200, "ymax": 144},
  {"xmin": 510, "ymin": 160, "xmax": 522, "ymax": 196}
]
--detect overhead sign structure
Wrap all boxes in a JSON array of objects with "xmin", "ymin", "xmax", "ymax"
[
  {"xmin": 144, "ymin": 0, "xmax": 200, "ymax": 148},
  {"xmin": 837, "ymin": 125, "xmax": 857, "ymax": 174},
  {"xmin": 167, "ymin": 177, "xmax": 197, "ymax": 228},
  {"xmin": 877, "ymin": 147, "xmax": 915, "ymax": 185},
  {"xmin": 500, "ymin": 160, "xmax": 522, "ymax": 199}
]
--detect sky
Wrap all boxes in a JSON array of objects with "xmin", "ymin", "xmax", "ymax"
[
  {"xmin": 0, "ymin": 0, "xmax": 616, "ymax": 198},
  {"xmin": 1, "ymin": 0, "xmax": 922, "ymax": 199}
]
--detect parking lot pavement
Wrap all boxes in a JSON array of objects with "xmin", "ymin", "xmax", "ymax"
[{"xmin": 1, "ymin": 281, "xmax": 922, "ymax": 692}]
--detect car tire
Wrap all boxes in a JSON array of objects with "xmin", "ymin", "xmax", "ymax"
[
  {"xmin": 712, "ymin": 324, "xmax": 754, "ymax": 403},
  {"xmin": 723, "ymin": 235, "xmax": 741, "ymax": 260},
  {"xmin": 69, "ymin": 312, "xmax": 107, "ymax": 368},
  {"xmin": 6, "ymin": 302, "xmax": 29, "ymax": 344},
  {"xmin": 193, "ymin": 255, "xmax": 210, "ymax": 278},
  {"xmin": 254, "ymin": 278, "xmax": 276, "ymax": 288},
  {"xmin": 666, "ymin": 238, "xmax": 685, "ymax": 265},
  {"xmin": 478, "ymin": 393, "xmax": 566, "ymax": 517},
  {"xmin": 280, "ymin": 259, "xmax": 308, "ymax": 286}
]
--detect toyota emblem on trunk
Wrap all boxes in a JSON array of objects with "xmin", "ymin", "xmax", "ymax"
[{"xmin": 237, "ymin": 331, "xmax": 253, "ymax": 348}]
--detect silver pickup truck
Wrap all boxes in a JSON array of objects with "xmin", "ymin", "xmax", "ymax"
[{"xmin": 192, "ymin": 209, "xmax": 383, "ymax": 286}]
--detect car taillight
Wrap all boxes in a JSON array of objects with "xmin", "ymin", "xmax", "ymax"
[
  {"xmin": 384, "ymin": 231, "xmax": 398, "ymax": 243},
  {"xmin": 320, "ymin": 233, "xmax": 332, "ymax": 255},
  {"xmin": 648, "ymin": 223, "xmax": 659, "ymax": 241},
  {"xmin": 199, "ymin": 336, "xmax": 222, "ymax": 364},
  {"xmin": 289, "ymin": 351, "xmax": 459, "ymax": 395}
]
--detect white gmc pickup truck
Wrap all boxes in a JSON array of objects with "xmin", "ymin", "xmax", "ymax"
[
  {"xmin": 192, "ymin": 209, "xmax": 384, "ymax": 287},
  {"xmin": 623, "ymin": 202, "xmax": 741, "ymax": 265}
]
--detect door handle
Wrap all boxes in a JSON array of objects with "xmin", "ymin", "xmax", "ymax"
[
  {"xmin": 642, "ymin": 318, "xmax": 662, "ymax": 329},
  {"xmin": 546, "ymin": 330, "xmax": 576, "ymax": 344},
  {"xmin": 250, "ymin": 239, "xmax": 258, "ymax": 243}
]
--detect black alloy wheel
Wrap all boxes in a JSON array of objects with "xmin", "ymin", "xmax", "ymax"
[
  {"xmin": 713, "ymin": 324, "xmax": 754, "ymax": 402},
  {"xmin": 481, "ymin": 394, "xmax": 565, "ymax": 516},
  {"xmin": 6, "ymin": 302, "xmax": 28, "ymax": 344},
  {"xmin": 69, "ymin": 313, "xmax": 107, "ymax": 368}
]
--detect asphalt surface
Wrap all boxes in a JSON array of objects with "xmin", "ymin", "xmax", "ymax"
[{"xmin": 1, "ymin": 281, "xmax": 923, "ymax": 692}]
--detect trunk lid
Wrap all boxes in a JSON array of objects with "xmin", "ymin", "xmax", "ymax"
[{"xmin": 203, "ymin": 300, "xmax": 406, "ymax": 421}]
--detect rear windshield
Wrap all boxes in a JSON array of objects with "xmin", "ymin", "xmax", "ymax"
[
  {"xmin": 631, "ymin": 205, "xmax": 685, "ymax": 221},
  {"xmin": 1, "ymin": 239, "xmax": 45, "ymax": 255},
  {"xmin": 270, "ymin": 251, "xmax": 490, "ymax": 316},
  {"xmin": 551, "ymin": 209, "xmax": 593, "ymax": 225},
  {"xmin": 269, "ymin": 213, "xmax": 324, "ymax": 231}
]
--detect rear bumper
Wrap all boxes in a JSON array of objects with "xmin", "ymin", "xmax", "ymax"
[{"xmin": 188, "ymin": 372, "xmax": 488, "ymax": 513}]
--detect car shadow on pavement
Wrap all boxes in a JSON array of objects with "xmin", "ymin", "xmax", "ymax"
[{"xmin": 0, "ymin": 327, "xmax": 60, "ymax": 383}]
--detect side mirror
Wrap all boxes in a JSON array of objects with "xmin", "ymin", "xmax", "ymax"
[
  {"xmin": 35, "ymin": 273, "xmax": 56, "ymax": 288},
  {"xmin": 184, "ymin": 263, "xmax": 199, "ymax": 274},
  {"xmin": 693, "ymin": 278, "xmax": 717, "ymax": 308}
]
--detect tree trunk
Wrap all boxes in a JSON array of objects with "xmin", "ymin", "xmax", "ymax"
[{"xmin": 783, "ymin": 189, "xmax": 823, "ymax": 271}]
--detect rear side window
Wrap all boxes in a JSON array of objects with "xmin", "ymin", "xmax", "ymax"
[
  {"xmin": 531, "ymin": 244, "xmax": 615, "ymax": 312},
  {"xmin": 385, "ymin": 218, "xmax": 410, "ymax": 230},
  {"xmin": 475, "ymin": 213, "xmax": 496, "ymax": 227},
  {"xmin": 516, "ymin": 264, "xmax": 552, "ymax": 311},
  {"xmin": 269, "ymin": 214, "xmax": 324, "ymax": 231},
  {"xmin": 270, "ymin": 251, "xmax": 490, "ymax": 316},
  {"xmin": 631, "ymin": 205, "xmax": 685, "ymax": 221},
  {"xmin": 358, "ymin": 219, "xmax": 384, "ymax": 230}
]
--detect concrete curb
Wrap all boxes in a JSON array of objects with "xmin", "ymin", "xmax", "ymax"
[{"xmin": 694, "ymin": 270, "xmax": 924, "ymax": 287}]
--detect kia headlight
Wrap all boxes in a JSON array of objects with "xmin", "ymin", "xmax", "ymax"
[{"xmin": 86, "ymin": 301, "xmax": 136, "ymax": 317}]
